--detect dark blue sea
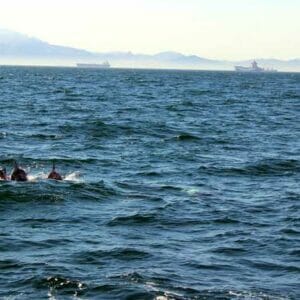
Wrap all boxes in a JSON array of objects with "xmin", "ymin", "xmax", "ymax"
[{"xmin": 0, "ymin": 66, "xmax": 299, "ymax": 299}]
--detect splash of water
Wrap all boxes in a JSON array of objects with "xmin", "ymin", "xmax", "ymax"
[
  {"xmin": 64, "ymin": 171, "xmax": 82, "ymax": 182},
  {"xmin": 26, "ymin": 171, "xmax": 83, "ymax": 183}
]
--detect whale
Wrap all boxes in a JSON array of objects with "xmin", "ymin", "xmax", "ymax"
[
  {"xmin": 11, "ymin": 161, "xmax": 28, "ymax": 182},
  {"xmin": 48, "ymin": 162, "xmax": 63, "ymax": 180},
  {"xmin": 0, "ymin": 167, "xmax": 8, "ymax": 180}
]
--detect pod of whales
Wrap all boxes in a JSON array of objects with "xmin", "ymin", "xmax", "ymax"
[{"xmin": 0, "ymin": 161, "xmax": 63, "ymax": 181}]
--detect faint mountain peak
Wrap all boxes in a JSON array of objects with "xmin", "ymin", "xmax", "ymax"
[
  {"xmin": 153, "ymin": 51, "xmax": 186, "ymax": 60},
  {"xmin": 0, "ymin": 28, "xmax": 45, "ymax": 45},
  {"xmin": 0, "ymin": 28, "xmax": 93, "ymax": 58},
  {"xmin": 0, "ymin": 28, "xmax": 299, "ymax": 71}
]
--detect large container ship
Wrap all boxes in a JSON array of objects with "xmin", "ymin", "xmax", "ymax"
[
  {"xmin": 76, "ymin": 61, "xmax": 110, "ymax": 68},
  {"xmin": 235, "ymin": 61, "xmax": 277, "ymax": 72}
]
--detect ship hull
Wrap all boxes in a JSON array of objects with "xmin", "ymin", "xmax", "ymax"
[
  {"xmin": 235, "ymin": 64, "xmax": 277, "ymax": 73},
  {"xmin": 235, "ymin": 66, "xmax": 263, "ymax": 72}
]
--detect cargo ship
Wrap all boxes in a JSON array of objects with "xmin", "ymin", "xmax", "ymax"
[
  {"xmin": 235, "ymin": 61, "xmax": 277, "ymax": 72},
  {"xmin": 76, "ymin": 61, "xmax": 110, "ymax": 68}
]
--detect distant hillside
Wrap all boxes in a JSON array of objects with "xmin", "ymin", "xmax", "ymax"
[
  {"xmin": 0, "ymin": 29, "xmax": 299, "ymax": 71},
  {"xmin": 0, "ymin": 29, "xmax": 94, "ymax": 58}
]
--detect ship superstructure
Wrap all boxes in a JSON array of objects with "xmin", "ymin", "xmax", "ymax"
[{"xmin": 235, "ymin": 61, "xmax": 277, "ymax": 72}]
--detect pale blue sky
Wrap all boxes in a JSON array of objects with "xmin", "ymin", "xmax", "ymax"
[{"xmin": 0, "ymin": 0, "xmax": 299, "ymax": 59}]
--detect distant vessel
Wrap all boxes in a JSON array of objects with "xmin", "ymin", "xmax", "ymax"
[
  {"xmin": 76, "ymin": 61, "xmax": 110, "ymax": 68},
  {"xmin": 235, "ymin": 61, "xmax": 277, "ymax": 73}
]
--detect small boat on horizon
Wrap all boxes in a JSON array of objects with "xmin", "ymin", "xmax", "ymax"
[
  {"xmin": 76, "ymin": 61, "xmax": 110, "ymax": 69},
  {"xmin": 235, "ymin": 61, "xmax": 277, "ymax": 73}
]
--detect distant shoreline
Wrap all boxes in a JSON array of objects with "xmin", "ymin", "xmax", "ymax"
[
  {"xmin": 1, "ymin": 64, "xmax": 299, "ymax": 73},
  {"xmin": 1, "ymin": 29, "xmax": 299, "ymax": 72}
]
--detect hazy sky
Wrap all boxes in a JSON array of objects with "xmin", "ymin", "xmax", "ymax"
[{"xmin": 0, "ymin": 0, "xmax": 299, "ymax": 60}]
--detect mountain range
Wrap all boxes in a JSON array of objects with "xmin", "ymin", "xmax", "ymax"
[{"xmin": 0, "ymin": 29, "xmax": 299, "ymax": 71}]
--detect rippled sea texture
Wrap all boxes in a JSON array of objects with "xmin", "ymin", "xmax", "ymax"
[{"xmin": 0, "ymin": 67, "xmax": 299, "ymax": 299}]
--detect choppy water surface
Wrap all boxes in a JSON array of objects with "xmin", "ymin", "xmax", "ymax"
[{"xmin": 0, "ymin": 67, "xmax": 299, "ymax": 299}]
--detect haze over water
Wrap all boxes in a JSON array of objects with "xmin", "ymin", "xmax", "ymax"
[{"xmin": 0, "ymin": 66, "xmax": 299, "ymax": 299}]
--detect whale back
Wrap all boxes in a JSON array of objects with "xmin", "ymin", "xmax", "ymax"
[
  {"xmin": 11, "ymin": 162, "xmax": 28, "ymax": 181},
  {"xmin": 0, "ymin": 168, "xmax": 7, "ymax": 180},
  {"xmin": 48, "ymin": 162, "xmax": 63, "ymax": 180}
]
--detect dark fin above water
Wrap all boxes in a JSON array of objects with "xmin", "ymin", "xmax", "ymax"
[
  {"xmin": 11, "ymin": 162, "xmax": 28, "ymax": 182},
  {"xmin": 48, "ymin": 162, "xmax": 63, "ymax": 180}
]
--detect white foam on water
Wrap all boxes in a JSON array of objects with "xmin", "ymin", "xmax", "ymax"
[
  {"xmin": 27, "ymin": 172, "xmax": 48, "ymax": 182},
  {"xmin": 64, "ymin": 171, "xmax": 82, "ymax": 183},
  {"xmin": 25, "ymin": 171, "xmax": 83, "ymax": 183},
  {"xmin": 228, "ymin": 290, "xmax": 287, "ymax": 300},
  {"xmin": 182, "ymin": 186, "xmax": 201, "ymax": 196},
  {"xmin": 155, "ymin": 291, "xmax": 184, "ymax": 300}
]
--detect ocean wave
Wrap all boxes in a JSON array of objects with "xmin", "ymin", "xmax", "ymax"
[
  {"xmin": 58, "ymin": 119, "xmax": 139, "ymax": 139},
  {"xmin": 25, "ymin": 133, "xmax": 62, "ymax": 140},
  {"xmin": 0, "ymin": 259, "xmax": 22, "ymax": 270},
  {"xmin": 213, "ymin": 216, "xmax": 240, "ymax": 225},
  {"xmin": 175, "ymin": 133, "xmax": 200, "ymax": 141},
  {"xmin": 107, "ymin": 272, "xmax": 291, "ymax": 299},
  {"xmin": 280, "ymin": 227, "xmax": 300, "ymax": 235},
  {"xmin": 52, "ymin": 87, "xmax": 78, "ymax": 96},
  {"xmin": 187, "ymin": 89, "xmax": 211, "ymax": 96},
  {"xmin": 109, "ymin": 271, "xmax": 146, "ymax": 284},
  {"xmin": 40, "ymin": 276, "xmax": 86, "ymax": 298},
  {"xmin": 0, "ymin": 178, "xmax": 117, "ymax": 204},
  {"xmin": 184, "ymin": 261, "xmax": 236, "ymax": 271},
  {"xmin": 1, "ymin": 238, "xmax": 73, "ymax": 252},
  {"xmin": 107, "ymin": 212, "xmax": 157, "ymax": 226},
  {"xmin": 0, "ymin": 187, "xmax": 66, "ymax": 203},
  {"xmin": 227, "ymin": 290, "xmax": 289, "ymax": 300},
  {"xmin": 199, "ymin": 159, "xmax": 300, "ymax": 176},
  {"xmin": 137, "ymin": 171, "xmax": 162, "ymax": 177},
  {"xmin": 0, "ymin": 157, "xmax": 98, "ymax": 165},
  {"xmin": 210, "ymin": 246, "xmax": 247, "ymax": 255},
  {"xmin": 243, "ymin": 259, "xmax": 300, "ymax": 273},
  {"xmin": 115, "ymin": 181, "xmax": 182, "ymax": 194},
  {"xmin": 108, "ymin": 212, "xmax": 221, "ymax": 227},
  {"xmin": 75, "ymin": 247, "xmax": 150, "ymax": 264}
]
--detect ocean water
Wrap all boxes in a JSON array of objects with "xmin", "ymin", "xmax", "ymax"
[{"xmin": 0, "ymin": 66, "xmax": 299, "ymax": 300}]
